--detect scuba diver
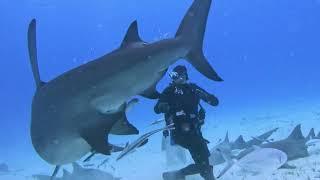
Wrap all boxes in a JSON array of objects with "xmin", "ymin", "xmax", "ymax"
[{"xmin": 154, "ymin": 65, "xmax": 219, "ymax": 180}]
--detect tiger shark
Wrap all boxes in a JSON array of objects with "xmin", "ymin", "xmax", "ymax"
[
  {"xmin": 209, "ymin": 128, "xmax": 278, "ymax": 165},
  {"xmin": 236, "ymin": 125, "xmax": 312, "ymax": 162},
  {"xmin": 28, "ymin": 0, "xmax": 221, "ymax": 172}
]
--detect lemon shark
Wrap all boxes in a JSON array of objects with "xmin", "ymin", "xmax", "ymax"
[
  {"xmin": 28, "ymin": 0, "xmax": 221, "ymax": 172},
  {"xmin": 217, "ymin": 147, "xmax": 287, "ymax": 179},
  {"xmin": 234, "ymin": 125, "xmax": 316, "ymax": 169},
  {"xmin": 209, "ymin": 128, "xmax": 279, "ymax": 165},
  {"xmin": 32, "ymin": 162, "xmax": 121, "ymax": 180}
]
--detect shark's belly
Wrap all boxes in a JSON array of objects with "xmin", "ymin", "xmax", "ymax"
[
  {"xmin": 30, "ymin": 95, "xmax": 98, "ymax": 165},
  {"xmin": 31, "ymin": 132, "xmax": 91, "ymax": 165}
]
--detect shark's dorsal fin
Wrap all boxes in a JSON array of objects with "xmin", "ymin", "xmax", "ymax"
[
  {"xmin": 234, "ymin": 135, "xmax": 245, "ymax": 145},
  {"xmin": 306, "ymin": 128, "xmax": 315, "ymax": 140},
  {"xmin": 233, "ymin": 135, "xmax": 246, "ymax": 149},
  {"xmin": 287, "ymin": 124, "xmax": 304, "ymax": 140},
  {"xmin": 121, "ymin": 20, "xmax": 143, "ymax": 48},
  {"xmin": 223, "ymin": 132, "xmax": 229, "ymax": 143},
  {"xmin": 317, "ymin": 131, "xmax": 320, "ymax": 139}
]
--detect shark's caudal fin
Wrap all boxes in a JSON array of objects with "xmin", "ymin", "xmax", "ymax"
[
  {"xmin": 176, "ymin": 0, "xmax": 223, "ymax": 81},
  {"xmin": 28, "ymin": 19, "xmax": 45, "ymax": 88}
]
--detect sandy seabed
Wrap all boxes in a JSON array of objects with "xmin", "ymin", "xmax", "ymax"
[{"xmin": 1, "ymin": 99, "xmax": 320, "ymax": 180}]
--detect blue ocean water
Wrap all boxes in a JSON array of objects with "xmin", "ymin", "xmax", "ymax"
[{"xmin": 1, "ymin": 0, "xmax": 320, "ymax": 179}]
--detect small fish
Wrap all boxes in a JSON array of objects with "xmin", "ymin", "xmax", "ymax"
[
  {"xmin": 83, "ymin": 164, "xmax": 95, "ymax": 167},
  {"xmin": 117, "ymin": 124, "xmax": 175, "ymax": 161},
  {"xmin": 150, "ymin": 118, "xmax": 165, "ymax": 126}
]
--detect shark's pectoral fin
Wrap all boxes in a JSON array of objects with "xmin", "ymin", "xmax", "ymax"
[
  {"xmin": 139, "ymin": 69, "xmax": 166, "ymax": 99},
  {"xmin": 81, "ymin": 113, "xmax": 121, "ymax": 155},
  {"xmin": 110, "ymin": 115, "xmax": 139, "ymax": 135},
  {"xmin": 216, "ymin": 148, "xmax": 235, "ymax": 178},
  {"xmin": 81, "ymin": 129, "xmax": 111, "ymax": 156},
  {"xmin": 139, "ymin": 85, "xmax": 160, "ymax": 99},
  {"xmin": 110, "ymin": 103, "xmax": 139, "ymax": 135}
]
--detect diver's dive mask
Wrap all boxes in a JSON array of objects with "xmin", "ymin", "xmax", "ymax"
[{"xmin": 169, "ymin": 71, "xmax": 180, "ymax": 80}]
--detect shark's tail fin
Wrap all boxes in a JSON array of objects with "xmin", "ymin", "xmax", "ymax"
[
  {"xmin": 28, "ymin": 19, "xmax": 45, "ymax": 89},
  {"xmin": 176, "ymin": 0, "xmax": 223, "ymax": 81}
]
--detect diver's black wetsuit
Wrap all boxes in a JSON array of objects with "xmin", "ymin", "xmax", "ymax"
[{"xmin": 154, "ymin": 82, "xmax": 218, "ymax": 180}]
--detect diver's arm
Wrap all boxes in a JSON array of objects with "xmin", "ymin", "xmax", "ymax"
[
  {"xmin": 154, "ymin": 87, "xmax": 171, "ymax": 114},
  {"xmin": 191, "ymin": 84, "xmax": 219, "ymax": 106}
]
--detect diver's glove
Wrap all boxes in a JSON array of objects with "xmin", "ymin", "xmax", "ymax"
[
  {"xmin": 163, "ymin": 130, "xmax": 169, "ymax": 138},
  {"xmin": 157, "ymin": 102, "xmax": 170, "ymax": 113}
]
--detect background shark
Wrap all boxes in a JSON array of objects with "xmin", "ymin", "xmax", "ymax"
[
  {"xmin": 32, "ymin": 162, "xmax": 120, "ymax": 180},
  {"xmin": 209, "ymin": 128, "xmax": 278, "ymax": 165},
  {"xmin": 235, "ymin": 125, "xmax": 311, "ymax": 162},
  {"xmin": 28, "ymin": 0, "xmax": 222, "ymax": 170},
  {"xmin": 217, "ymin": 147, "xmax": 287, "ymax": 179}
]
